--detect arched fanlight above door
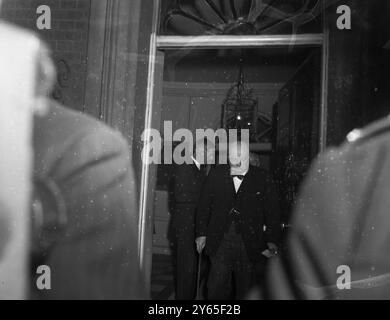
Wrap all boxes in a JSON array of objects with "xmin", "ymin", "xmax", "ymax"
[{"xmin": 162, "ymin": 0, "xmax": 330, "ymax": 36}]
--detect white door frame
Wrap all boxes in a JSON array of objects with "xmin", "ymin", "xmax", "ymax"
[{"xmin": 138, "ymin": 0, "xmax": 329, "ymax": 281}]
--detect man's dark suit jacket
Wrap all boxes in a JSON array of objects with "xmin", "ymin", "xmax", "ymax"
[
  {"xmin": 173, "ymin": 163, "xmax": 208, "ymax": 230},
  {"xmin": 32, "ymin": 101, "xmax": 146, "ymax": 299},
  {"xmin": 196, "ymin": 165, "xmax": 281, "ymax": 263},
  {"xmin": 172, "ymin": 163, "xmax": 208, "ymax": 299}
]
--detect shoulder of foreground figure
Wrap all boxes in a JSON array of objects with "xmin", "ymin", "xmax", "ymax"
[{"xmin": 345, "ymin": 114, "xmax": 390, "ymax": 147}]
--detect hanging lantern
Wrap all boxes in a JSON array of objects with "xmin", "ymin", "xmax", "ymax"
[{"xmin": 222, "ymin": 59, "xmax": 258, "ymax": 134}]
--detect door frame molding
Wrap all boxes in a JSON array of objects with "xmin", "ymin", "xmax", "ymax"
[
  {"xmin": 84, "ymin": 0, "xmax": 117, "ymax": 120},
  {"xmin": 139, "ymin": 0, "xmax": 329, "ymax": 282},
  {"xmin": 157, "ymin": 34, "xmax": 323, "ymax": 49},
  {"xmin": 138, "ymin": 0, "xmax": 162, "ymax": 273},
  {"xmin": 84, "ymin": 0, "xmax": 141, "ymax": 143}
]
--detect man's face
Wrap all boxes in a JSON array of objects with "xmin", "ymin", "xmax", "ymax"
[
  {"xmin": 228, "ymin": 141, "xmax": 250, "ymax": 173},
  {"xmin": 229, "ymin": 145, "xmax": 242, "ymax": 168}
]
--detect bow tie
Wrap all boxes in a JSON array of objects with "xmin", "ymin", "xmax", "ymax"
[{"xmin": 232, "ymin": 175, "xmax": 245, "ymax": 181}]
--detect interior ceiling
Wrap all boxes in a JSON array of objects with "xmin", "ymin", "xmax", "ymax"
[
  {"xmin": 163, "ymin": 47, "xmax": 317, "ymax": 83},
  {"xmin": 165, "ymin": 46, "xmax": 312, "ymax": 63}
]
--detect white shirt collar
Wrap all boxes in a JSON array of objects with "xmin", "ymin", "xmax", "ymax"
[{"xmin": 231, "ymin": 168, "xmax": 249, "ymax": 177}]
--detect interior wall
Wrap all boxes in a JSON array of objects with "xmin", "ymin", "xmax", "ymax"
[{"xmin": 161, "ymin": 82, "xmax": 283, "ymax": 136}]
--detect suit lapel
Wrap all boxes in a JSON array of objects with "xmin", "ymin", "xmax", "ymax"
[
  {"xmin": 237, "ymin": 166, "xmax": 253, "ymax": 195},
  {"xmin": 192, "ymin": 163, "xmax": 201, "ymax": 177},
  {"xmin": 224, "ymin": 166, "xmax": 237, "ymax": 196}
]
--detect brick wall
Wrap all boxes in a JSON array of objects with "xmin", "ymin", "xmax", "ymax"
[{"xmin": 0, "ymin": 0, "xmax": 91, "ymax": 111}]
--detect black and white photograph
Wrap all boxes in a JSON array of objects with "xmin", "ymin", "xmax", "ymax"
[{"xmin": 0, "ymin": 0, "xmax": 390, "ymax": 307}]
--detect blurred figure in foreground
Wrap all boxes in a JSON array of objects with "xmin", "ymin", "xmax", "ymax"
[
  {"xmin": 0, "ymin": 18, "xmax": 145, "ymax": 298},
  {"xmin": 32, "ymin": 101, "xmax": 146, "ymax": 299},
  {"xmin": 264, "ymin": 117, "xmax": 390, "ymax": 300},
  {"xmin": 0, "ymin": 19, "xmax": 37, "ymax": 299},
  {"xmin": 262, "ymin": 20, "xmax": 390, "ymax": 299},
  {"xmin": 31, "ymin": 50, "xmax": 146, "ymax": 299}
]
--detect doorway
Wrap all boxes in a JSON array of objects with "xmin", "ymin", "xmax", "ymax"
[
  {"xmin": 137, "ymin": 0, "xmax": 328, "ymax": 299},
  {"xmin": 144, "ymin": 44, "xmax": 324, "ymax": 299}
]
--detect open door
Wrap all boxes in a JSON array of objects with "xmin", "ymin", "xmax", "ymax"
[{"xmin": 273, "ymin": 49, "xmax": 321, "ymax": 227}]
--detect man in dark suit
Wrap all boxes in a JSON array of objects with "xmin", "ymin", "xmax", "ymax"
[
  {"xmin": 27, "ymin": 40, "xmax": 147, "ymax": 299},
  {"xmin": 196, "ymin": 141, "xmax": 281, "ymax": 299},
  {"xmin": 172, "ymin": 139, "xmax": 214, "ymax": 300},
  {"xmin": 32, "ymin": 99, "xmax": 146, "ymax": 299}
]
